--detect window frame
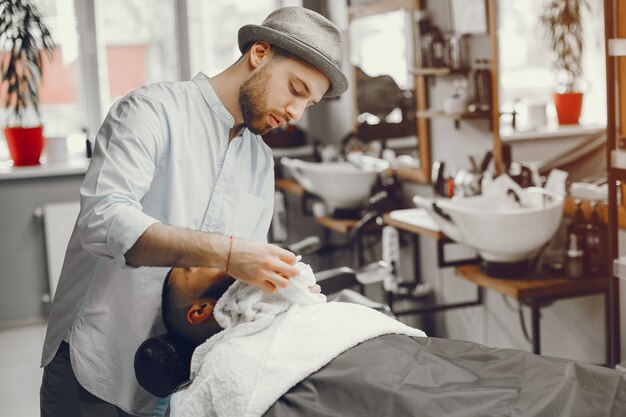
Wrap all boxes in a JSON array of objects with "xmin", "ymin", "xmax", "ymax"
[{"xmin": 74, "ymin": 0, "xmax": 293, "ymax": 136}]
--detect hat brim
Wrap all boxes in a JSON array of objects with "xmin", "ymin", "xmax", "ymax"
[{"xmin": 238, "ymin": 24, "xmax": 348, "ymax": 98}]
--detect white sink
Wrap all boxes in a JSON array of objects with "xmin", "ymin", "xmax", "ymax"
[
  {"xmin": 281, "ymin": 156, "xmax": 388, "ymax": 211},
  {"xmin": 413, "ymin": 187, "xmax": 564, "ymax": 263}
]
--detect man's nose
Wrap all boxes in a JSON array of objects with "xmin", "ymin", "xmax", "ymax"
[{"xmin": 286, "ymin": 100, "xmax": 307, "ymax": 123}]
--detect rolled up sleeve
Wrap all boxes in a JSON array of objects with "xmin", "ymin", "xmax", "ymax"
[{"xmin": 77, "ymin": 94, "xmax": 166, "ymax": 266}]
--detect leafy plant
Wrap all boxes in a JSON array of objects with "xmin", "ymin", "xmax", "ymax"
[
  {"xmin": 540, "ymin": 0, "xmax": 590, "ymax": 92},
  {"xmin": 0, "ymin": 0, "xmax": 55, "ymax": 125}
]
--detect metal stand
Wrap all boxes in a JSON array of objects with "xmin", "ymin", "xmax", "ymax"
[
  {"xmin": 604, "ymin": 0, "xmax": 623, "ymax": 368},
  {"xmin": 389, "ymin": 230, "xmax": 483, "ymax": 318}
]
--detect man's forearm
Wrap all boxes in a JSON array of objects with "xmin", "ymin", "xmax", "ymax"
[
  {"xmin": 124, "ymin": 223, "xmax": 230, "ymax": 268},
  {"xmin": 125, "ymin": 222, "xmax": 301, "ymax": 292}
]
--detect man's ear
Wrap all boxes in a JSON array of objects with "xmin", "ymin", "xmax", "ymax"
[
  {"xmin": 186, "ymin": 301, "xmax": 214, "ymax": 325},
  {"xmin": 248, "ymin": 41, "xmax": 271, "ymax": 68}
]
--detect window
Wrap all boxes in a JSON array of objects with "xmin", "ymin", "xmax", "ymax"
[
  {"xmin": 4, "ymin": 0, "xmax": 84, "ymax": 136},
  {"xmin": 187, "ymin": 0, "xmax": 280, "ymax": 77},
  {"xmin": 94, "ymin": 0, "xmax": 178, "ymax": 110},
  {"xmin": 0, "ymin": 0, "xmax": 302, "ymax": 162},
  {"xmin": 498, "ymin": 0, "xmax": 606, "ymax": 126}
]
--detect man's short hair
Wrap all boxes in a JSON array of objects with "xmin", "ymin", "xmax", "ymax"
[
  {"xmin": 237, "ymin": 43, "xmax": 296, "ymax": 66},
  {"xmin": 161, "ymin": 269, "xmax": 235, "ymax": 347}
]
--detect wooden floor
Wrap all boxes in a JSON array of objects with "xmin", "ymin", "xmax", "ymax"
[{"xmin": 0, "ymin": 322, "xmax": 46, "ymax": 417}]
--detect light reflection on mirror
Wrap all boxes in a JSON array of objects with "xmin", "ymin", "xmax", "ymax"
[
  {"xmin": 497, "ymin": 0, "xmax": 606, "ymax": 133},
  {"xmin": 349, "ymin": 9, "xmax": 417, "ymax": 143}
]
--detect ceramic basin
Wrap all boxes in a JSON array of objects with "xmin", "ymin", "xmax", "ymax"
[
  {"xmin": 413, "ymin": 187, "xmax": 564, "ymax": 263},
  {"xmin": 280, "ymin": 156, "xmax": 388, "ymax": 211}
]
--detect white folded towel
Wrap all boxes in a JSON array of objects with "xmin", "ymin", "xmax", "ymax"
[{"xmin": 180, "ymin": 262, "xmax": 425, "ymax": 417}]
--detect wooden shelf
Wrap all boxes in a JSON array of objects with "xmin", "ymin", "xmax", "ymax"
[
  {"xmin": 382, "ymin": 213, "xmax": 443, "ymax": 240},
  {"xmin": 416, "ymin": 109, "xmax": 491, "ymax": 120},
  {"xmin": 609, "ymin": 166, "xmax": 626, "ymax": 178},
  {"xmin": 313, "ymin": 216, "xmax": 360, "ymax": 235},
  {"xmin": 416, "ymin": 109, "xmax": 491, "ymax": 129},
  {"xmin": 410, "ymin": 67, "xmax": 469, "ymax": 77},
  {"xmin": 393, "ymin": 166, "xmax": 426, "ymax": 183},
  {"xmin": 455, "ymin": 265, "xmax": 607, "ymax": 300},
  {"xmin": 275, "ymin": 178, "xmax": 305, "ymax": 196}
]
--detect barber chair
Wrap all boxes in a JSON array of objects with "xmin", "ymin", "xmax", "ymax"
[{"xmin": 134, "ymin": 238, "xmax": 396, "ymax": 398}]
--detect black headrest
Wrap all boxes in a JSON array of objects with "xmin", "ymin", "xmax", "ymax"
[{"xmin": 134, "ymin": 334, "xmax": 194, "ymax": 397}]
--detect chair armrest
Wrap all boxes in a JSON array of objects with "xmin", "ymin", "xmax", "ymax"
[{"xmin": 316, "ymin": 266, "xmax": 359, "ymax": 295}]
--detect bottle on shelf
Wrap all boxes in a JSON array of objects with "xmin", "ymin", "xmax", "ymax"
[
  {"xmin": 418, "ymin": 13, "xmax": 434, "ymax": 68},
  {"xmin": 564, "ymin": 231, "xmax": 585, "ymax": 279},
  {"xmin": 564, "ymin": 199, "xmax": 586, "ymax": 279},
  {"xmin": 431, "ymin": 26, "xmax": 445, "ymax": 68},
  {"xmin": 583, "ymin": 202, "xmax": 608, "ymax": 277},
  {"xmin": 470, "ymin": 59, "xmax": 492, "ymax": 112},
  {"xmin": 443, "ymin": 32, "xmax": 467, "ymax": 70}
]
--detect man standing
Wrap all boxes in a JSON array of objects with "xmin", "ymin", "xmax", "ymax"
[{"xmin": 40, "ymin": 6, "xmax": 348, "ymax": 416}]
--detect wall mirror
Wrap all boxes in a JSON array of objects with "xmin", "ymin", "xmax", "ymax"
[
  {"xmin": 496, "ymin": 0, "xmax": 607, "ymax": 183},
  {"xmin": 348, "ymin": 3, "xmax": 430, "ymax": 183}
]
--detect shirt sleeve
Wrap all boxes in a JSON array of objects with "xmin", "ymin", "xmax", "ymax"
[{"xmin": 77, "ymin": 93, "xmax": 166, "ymax": 266}]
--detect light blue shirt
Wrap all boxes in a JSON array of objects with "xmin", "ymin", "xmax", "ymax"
[{"xmin": 41, "ymin": 73, "xmax": 275, "ymax": 416}]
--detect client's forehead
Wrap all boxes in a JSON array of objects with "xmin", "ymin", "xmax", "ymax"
[{"xmin": 170, "ymin": 267, "xmax": 226, "ymax": 299}]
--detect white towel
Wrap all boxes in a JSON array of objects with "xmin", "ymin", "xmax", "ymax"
[{"xmin": 180, "ymin": 262, "xmax": 426, "ymax": 417}]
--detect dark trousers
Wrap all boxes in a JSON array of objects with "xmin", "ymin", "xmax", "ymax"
[{"xmin": 40, "ymin": 341, "xmax": 135, "ymax": 417}]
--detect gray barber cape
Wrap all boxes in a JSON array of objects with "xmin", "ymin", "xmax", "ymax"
[{"xmin": 265, "ymin": 334, "xmax": 626, "ymax": 417}]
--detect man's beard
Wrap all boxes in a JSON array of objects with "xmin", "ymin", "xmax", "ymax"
[{"xmin": 238, "ymin": 63, "xmax": 273, "ymax": 135}]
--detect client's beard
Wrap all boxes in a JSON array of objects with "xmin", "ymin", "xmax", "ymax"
[{"xmin": 238, "ymin": 64, "xmax": 273, "ymax": 135}]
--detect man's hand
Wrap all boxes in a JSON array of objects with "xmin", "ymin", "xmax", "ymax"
[
  {"xmin": 309, "ymin": 284, "xmax": 321, "ymax": 294},
  {"xmin": 227, "ymin": 238, "xmax": 299, "ymax": 293}
]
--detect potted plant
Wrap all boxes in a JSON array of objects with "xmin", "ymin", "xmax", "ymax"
[
  {"xmin": 0, "ymin": 0, "xmax": 55, "ymax": 166},
  {"xmin": 540, "ymin": 0, "xmax": 590, "ymax": 125}
]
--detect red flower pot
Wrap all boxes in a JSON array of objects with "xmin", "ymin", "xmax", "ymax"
[
  {"xmin": 3, "ymin": 126, "xmax": 45, "ymax": 166},
  {"xmin": 553, "ymin": 92, "xmax": 583, "ymax": 125}
]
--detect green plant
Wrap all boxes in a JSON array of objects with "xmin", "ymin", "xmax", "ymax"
[
  {"xmin": 0, "ymin": 0, "xmax": 55, "ymax": 126},
  {"xmin": 540, "ymin": 0, "xmax": 590, "ymax": 92}
]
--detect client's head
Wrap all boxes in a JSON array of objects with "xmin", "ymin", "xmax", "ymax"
[{"xmin": 161, "ymin": 267, "xmax": 235, "ymax": 347}]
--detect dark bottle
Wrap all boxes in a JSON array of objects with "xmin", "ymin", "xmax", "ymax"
[
  {"xmin": 567, "ymin": 200, "xmax": 587, "ymax": 247},
  {"xmin": 443, "ymin": 32, "xmax": 467, "ymax": 70},
  {"xmin": 564, "ymin": 200, "xmax": 586, "ymax": 279},
  {"xmin": 584, "ymin": 203, "xmax": 608, "ymax": 277},
  {"xmin": 419, "ymin": 16, "xmax": 434, "ymax": 68},
  {"xmin": 507, "ymin": 162, "xmax": 533, "ymax": 188},
  {"xmin": 431, "ymin": 26, "xmax": 445, "ymax": 68},
  {"xmin": 473, "ymin": 59, "xmax": 492, "ymax": 111},
  {"xmin": 564, "ymin": 232, "xmax": 584, "ymax": 279}
]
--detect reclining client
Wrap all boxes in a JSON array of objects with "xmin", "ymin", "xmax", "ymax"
[{"xmin": 155, "ymin": 266, "xmax": 626, "ymax": 417}]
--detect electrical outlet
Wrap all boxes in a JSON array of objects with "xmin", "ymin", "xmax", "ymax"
[{"xmin": 382, "ymin": 225, "xmax": 401, "ymax": 291}]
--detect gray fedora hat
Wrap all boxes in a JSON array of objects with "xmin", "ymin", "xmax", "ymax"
[{"xmin": 238, "ymin": 6, "xmax": 349, "ymax": 98}]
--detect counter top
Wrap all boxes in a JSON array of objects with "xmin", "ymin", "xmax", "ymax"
[
  {"xmin": 455, "ymin": 265, "xmax": 607, "ymax": 300},
  {"xmin": 0, "ymin": 158, "xmax": 89, "ymax": 181},
  {"xmin": 500, "ymin": 123, "xmax": 605, "ymax": 142},
  {"xmin": 383, "ymin": 209, "xmax": 442, "ymax": 240},
  {"xmin": 271, "ymin": 145, "xmax": 315, "ymax": 159}
]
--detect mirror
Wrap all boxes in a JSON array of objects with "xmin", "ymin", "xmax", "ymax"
[
  {"xmin": 496, "ymin": 0, "xmax": 607, "ymax": 183},
  {"xmin": 348, "ymin": 6, "xmax": 427, "ymax": 181}
]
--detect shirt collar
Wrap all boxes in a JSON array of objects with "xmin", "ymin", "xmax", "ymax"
[{"xmin": 192, "ymin": 72, "xmax": 235, "ymax": 128}]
